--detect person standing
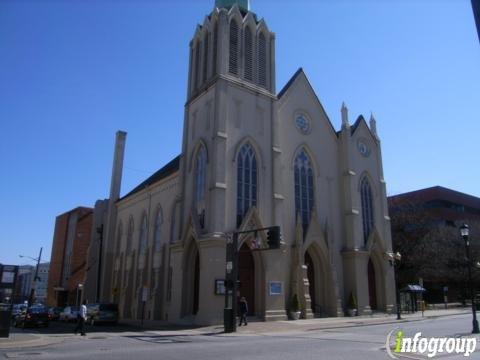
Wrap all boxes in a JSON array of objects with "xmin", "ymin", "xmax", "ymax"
[
  {"xmin": 238, "ymin": 297, "xmax": 248, "ymax": 326},
  {"xmin": 74, "ymin": 300, "xmax": 87, "ymax": 336}
]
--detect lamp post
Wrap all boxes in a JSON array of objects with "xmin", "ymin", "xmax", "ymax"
[
  {"xmin": 388, "ymin": 251, "xmax": 402, "ymax": 320},
  {"xmin": 460, "ymin": 224, "xmax": 479, "ymax": 334},
  {"xmin": 19, "ymin": 247, "xmax": 42, "ymax": 307}
]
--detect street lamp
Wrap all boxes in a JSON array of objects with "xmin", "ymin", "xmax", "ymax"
[
  {"xmin": 388, "ymin": 251, "xmax": 402, "ymax": 320},
  {"xmin": 19, "ymin": 247, "xmax": 42, "ymax": 307},
  {"xmin": 460, "ymin": 224, "xmax": 479, "ymax": 334}
]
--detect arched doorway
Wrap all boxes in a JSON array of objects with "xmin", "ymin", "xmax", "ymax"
[
  {"xmin": 182, "ymin": 239, "xmax": 200, "ymax": 317},
  {"xmin": 238, "ymin": 243, "xmax": 255, "ymax": 315},
  {"xmin": 305, "ymin": 251, "xmax": 316, "ymax": 314},
  {"xmin": 368, "ymin": 258, "xmax": 377, "ymax": 310}
]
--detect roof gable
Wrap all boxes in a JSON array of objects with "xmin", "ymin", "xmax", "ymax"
[{"xmin": 277, "ymin": 68, "xmax": 338, "ymax": 138}]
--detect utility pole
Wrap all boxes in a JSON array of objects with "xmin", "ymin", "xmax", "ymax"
[{"xmin": 27, "ymin": 247, "xmax": 42, "ymax": 307}]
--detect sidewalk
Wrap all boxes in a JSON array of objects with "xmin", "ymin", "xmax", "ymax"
[
  {"xmin": 0, "ymin": 308, "xmax": 471, "ymax": 349},
  {"xmin": 128, "ymin": 308, "xmax": 471, "ymax": 337},
  {"xmin": 0, "ymin": 330, "xmax": 64, "ymax": 350}
]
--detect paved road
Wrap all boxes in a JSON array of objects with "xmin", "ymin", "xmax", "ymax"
[{"xmin": 2, "ymin": 314, "xmax": 480, "ymax": 359}]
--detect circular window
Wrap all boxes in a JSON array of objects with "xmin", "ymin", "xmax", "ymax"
[{"xmin": 295, "ymin": 114, "xmax": 310, "ymax": 134}]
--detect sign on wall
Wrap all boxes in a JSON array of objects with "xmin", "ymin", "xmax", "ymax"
[{"xmin": 269, "ymin": 281, "xmax": 283, "ymax": 296}]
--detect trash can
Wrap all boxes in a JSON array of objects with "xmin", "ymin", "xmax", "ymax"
[{"xmin": 0, "ymin": 303, "xmax": 13, "ymax": 338}]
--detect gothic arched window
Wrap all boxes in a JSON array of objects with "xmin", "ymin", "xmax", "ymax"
[
  {"xmin": 229, "ymin": 20, "xmax": 239, "ymax": 75},
  {"xmin": 244, "ymin": 27, "xmax": 253, "ymax": 81},
  {"xmin": 154, "ymin": 206, "xmax": 163, "ymax": 252},
  {"xmin": 194, "ymin": 145, "xmax": 207, "ymax": 228},
  {"xmin": 294, "ymin": 149, "xmax": 315, "ymax": 233},
  {"xmin": 236, "ymin": 143, "xmax": 257, "ymax": 227},
  {"xmin": 258, "ymin": 32, "xmax": 267, "ymax": 87},
  {"xmin": 139, "ymin": 214, "xmax": 148, "ymax": 256},
  {"xmin": 126, "ymin": 217, "xmax": 134, "ymax": 254},
  {"xmin": 361, "ymin": 177, "xmax": 374, "ymax": 244}
]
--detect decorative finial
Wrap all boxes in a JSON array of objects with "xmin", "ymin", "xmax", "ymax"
[
  {"xmin": 341, "ymin": 102, "xmax": 349, "ymax": 129},
  {"xmin": 369, "ymin": 112, "xmax": 377, "ymax": 136}
]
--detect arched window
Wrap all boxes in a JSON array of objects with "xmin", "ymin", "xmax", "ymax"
[
  {"xmin": 126, "ymin": 217, "xmax": 134, "ymax": 254},
  {"xmin": 139, "ymin": 214, "xmax": 147, "ymax": 256},
  {"xmin": 202, "ymin": 32, "xmax": 209, "ymax": 83},
  {"xmin": 236, "ymin": 143, "xmax": 257, "ymax": 227},
  {"xmin": 361, "ymin": 177, "xmax": 374, "ymax": 244},
  {"xmin": 258, "ymin": 32, "xmax": 267, "ymax": 87},
  {"xmin": 244, "ymin": 27, "xmax": 253, "ymax": 81},
  {"xmin": 229, "ymin": 20, "xmax": 239, "ymax": 75},
  {"xmin": 294, "ymin": 149, "xmax": 315, "ymax": 233},
  {"xmin": 154, "ymin": 207, "xmax": 163, "ymax": 252},
  {"xmin": 115, "ymin": 222, "xmax": 123, "ymax": 255},
  {"xmin": 194, "ymin": 145, "xmax": 207, "ymax": 228}
]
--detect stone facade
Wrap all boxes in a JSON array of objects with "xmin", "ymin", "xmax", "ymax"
[{"xmin": 103, "ymin": 1, "xmax": 396, "ymax": 325}]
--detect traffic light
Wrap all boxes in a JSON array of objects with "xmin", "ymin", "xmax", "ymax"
[{"xmin": 267, "ymin": 226, "xmax": 281, "ymax": 249}]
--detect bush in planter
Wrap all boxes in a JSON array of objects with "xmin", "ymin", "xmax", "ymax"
[
  {"xmin": 289, "ymin": 294, "xmax": 301, "ymax": 320},
  {"xmin": 347, "ymin": 292, "xmax": 357, "ymax": 316},
  {"xmin": 290, "ymin": 294, "xmax": 300, "ymax": 312}
]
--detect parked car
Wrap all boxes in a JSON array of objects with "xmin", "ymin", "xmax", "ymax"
[
  {"xmin": 11, "ymin": 304, "xmax": 27, "ymax": 319},
  {"xmin": 13, "ymin": 305, "xmax": 50, "ymax": 328},
  {"xmin": 48, "ymin": 307, "xmax": 63, "ymax": 321},
  {"xmin": 86, "ymin": 303, "xmax": 119, "ymax": 325},
  {"xmin": 59, "ymin": 306, "xmax": 79, "ymax": 322}
]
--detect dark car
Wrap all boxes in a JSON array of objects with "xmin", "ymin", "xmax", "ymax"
[
  {"xmin": 14, "ymin": 306, "xmax": 50, "ymax": 328},
  {"xmin": 86, "ymin": 303, "xmax": 119, "ymax": 325},
  {"xmin": 48, "ymin": 307, "xmax": 63, "ymax": 321}
]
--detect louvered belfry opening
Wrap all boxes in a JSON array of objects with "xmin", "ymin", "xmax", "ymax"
[
  {"xmin": 244, "ymin": 27, "xmax": 253, "ymax": 81},
  {"xmin": 212, "ymin": 23, "xmax": 218, "ymax": 77},
  {"xmin": 229, "ymin": 20, "xmax": 239, "ymax": 75},
  {"xmin": 194, "ymin": 41, "xmax": 201, "ymax": 89},
  {"xmin": 258, "ymin": 32, "xmax": 267, "ymax": 87},
  {"xmin": 202, "ymin": 32, "xmax": 209, "ymax": 83}
]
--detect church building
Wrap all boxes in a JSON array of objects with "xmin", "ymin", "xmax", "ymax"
[{"xmin": 98, "ymin": 0, "xmax": 396, "ymax": 325}]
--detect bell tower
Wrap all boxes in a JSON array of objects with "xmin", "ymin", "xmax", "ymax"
[{"xmin": 186, "ymin": 0, "xmax": 275, "ymax": 103}]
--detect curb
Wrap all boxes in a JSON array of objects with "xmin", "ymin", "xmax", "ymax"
[{"xmin": 0, "ymin": 335, "xmax": 64, "ymax": 350}]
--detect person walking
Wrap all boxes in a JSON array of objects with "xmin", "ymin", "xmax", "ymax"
[
  {"xmin": 238, "ymin": 296, "xmax": 248, "ymax": 326},
  {"xmin": 74, "ymin": 300, "xmax": 87, "ymax": 336}
]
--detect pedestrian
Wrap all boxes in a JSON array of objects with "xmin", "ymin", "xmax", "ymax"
[
  {"xmin": 74, "ymin": 300, "xmax": 87, "ymax": 336},
  {"xmin": 238, "ymin": 296, "xmax": 248, "ymax": 326}
]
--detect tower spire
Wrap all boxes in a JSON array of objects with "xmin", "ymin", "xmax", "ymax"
[{"xmin": 215, "ymin": 0, "xmax": 250, "ymax": 11}]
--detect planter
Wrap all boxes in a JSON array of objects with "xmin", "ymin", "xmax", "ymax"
[
  {"xmin": 289, "ymin": 311, "xmax": 301, "ymax": 320},
  {"xmin": 347, "ymin": 308, "xmax": 357, "ymax": 317}
]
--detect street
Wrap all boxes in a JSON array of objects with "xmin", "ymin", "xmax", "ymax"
[{"xmin": 2, "ymin": 313, "xmax": 480, "ymax": 359}]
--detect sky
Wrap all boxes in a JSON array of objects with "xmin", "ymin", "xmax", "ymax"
[{"xmin": 0, "ymin": 0, "xmax": 479, "ymax": 266}]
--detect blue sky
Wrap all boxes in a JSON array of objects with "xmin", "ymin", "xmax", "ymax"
[{"xmin": 0, "ymin": 0, "xmax": 479, "ymax": 265}]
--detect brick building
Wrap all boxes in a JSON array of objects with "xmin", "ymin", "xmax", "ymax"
[
  {"xmin": 388, "ymin": 186, "xmax": 480, "ymax": 302},
  {"xmin": 46, "ymin": 207, "xmax": 93, "ymax": 307}
]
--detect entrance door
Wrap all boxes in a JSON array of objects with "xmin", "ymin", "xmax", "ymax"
[
  {"xmin": 193, "ymin": 252, "xmax": 199, "ymax": 315},
  {"xmin": 305, "ymin": 252, "xmax": 316, "ymax": 314},
  {"xmin": 368, "ymin": 258, "xmax": 377, "ymax": 310},
  {"xmin": 238, "ymin": 243, "xmax": 255, "ymax": 315}
]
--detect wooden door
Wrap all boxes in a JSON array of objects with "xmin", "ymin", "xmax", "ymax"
[{"xmin": 238, "ymin": 243, "xmax": 255, "ymax": 315}]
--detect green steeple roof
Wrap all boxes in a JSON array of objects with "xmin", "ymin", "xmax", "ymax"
[{"xmin": 215, "ymin": 0, "xmax": 250, "ymax": 12}]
